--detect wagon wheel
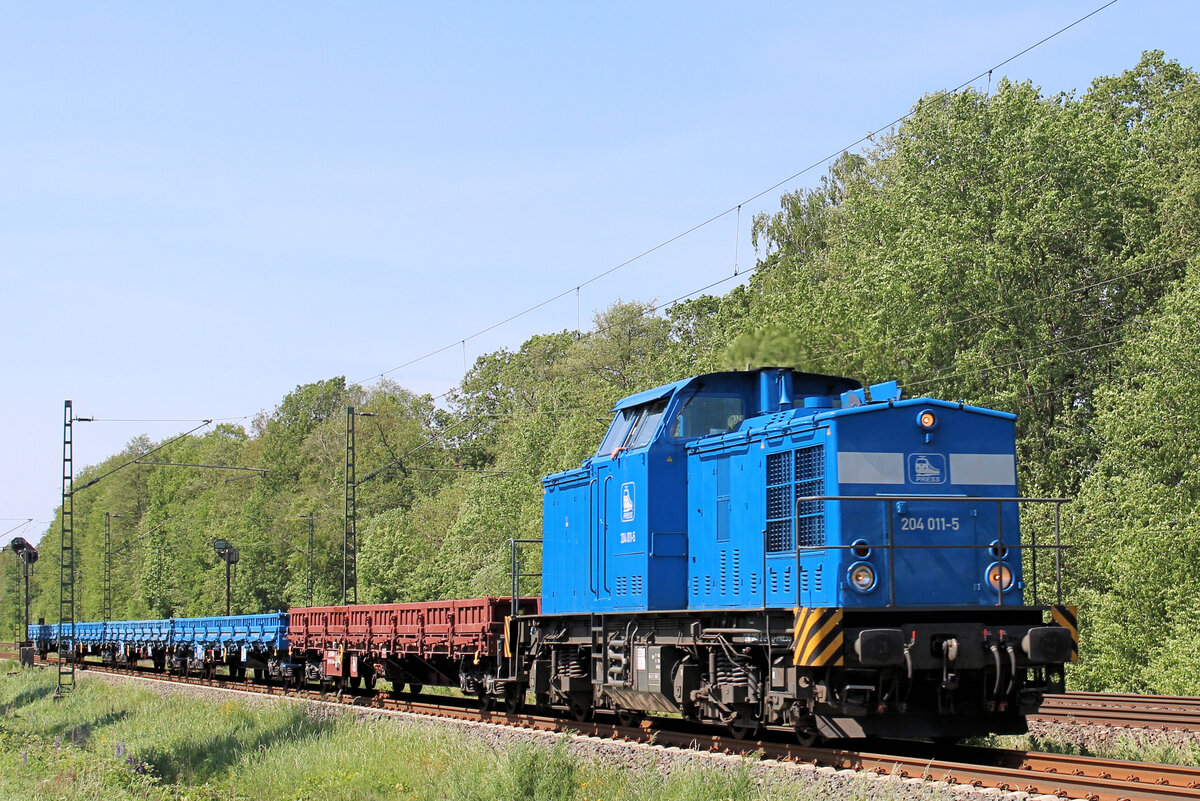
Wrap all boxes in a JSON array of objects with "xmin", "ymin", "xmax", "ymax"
[
  {"xmin": 478, "ymin": 691, "xmax": 496, "ymax": 713},
  {"xmin": 726, "ymin": 721, "xmax": 760, "ymax": 741},
  {"xmin": 364, "ymin": 672, "xmax": 377, "ymax": 690},
  {"xmin": 795, "ymin": 727, "xmax": 821, "ymax": 748},
  {"xmin": 615, "ymin": 709, "xmax": 644, "ymax": 728},
  {"xmin": 503, "ymin": 686, "xmax": 525, "ymax": 715},
  {"xmin": 568, "ymin": 699, "xmax": 594, "ymax": 722},
  {"xmin": 348, "ymin": 674, "xmax": 362, "ymax": 689},
  {"xmin": 407, "ymin": 683, "xmax": 423, "ymax": 695}
]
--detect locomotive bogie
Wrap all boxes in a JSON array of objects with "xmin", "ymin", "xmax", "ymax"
[{"xmin": 517, "ymin": 601, "xmax": 1076, "ymax": 740}]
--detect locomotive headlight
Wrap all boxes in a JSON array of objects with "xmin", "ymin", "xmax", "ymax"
[
  {"xmin": 986, "ymin": 562, "xmax": 1014, "ymax": 591},
  {"xmin": 917, "ymin": 409, "xmax": 937, "ymax": 430},
  {"xmin": 848, "ymin": 562, "xmax": 877, "ymax": 593}
]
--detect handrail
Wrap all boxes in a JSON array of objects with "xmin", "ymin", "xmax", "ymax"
[
  {"xmin": 587, "ymin": 477, "xmax": 597, "ymax": 594},
  {"xmin": 507, "ymin": 538, "xmax": 543, "ymax": 620},
  {"xmin": 601, "ymin": 475, "xmax": 613, "ymax": 595}
]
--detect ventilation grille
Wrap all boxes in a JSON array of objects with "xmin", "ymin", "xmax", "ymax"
[
  {"xmin": 795, "ymin": 446, "xmax": 826, "ymax": 548},
  {"xmin": 766, "ymin": 453, "xmax": 793, "ymax": 552},
  {"xmin": 765, "ymin": 444, "xmax": 826, "ymax": 552}
]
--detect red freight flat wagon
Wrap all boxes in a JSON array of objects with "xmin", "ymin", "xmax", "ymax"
[{"xmin": 288, "ymin": 596, "xmax": 539, "ymax": 661}]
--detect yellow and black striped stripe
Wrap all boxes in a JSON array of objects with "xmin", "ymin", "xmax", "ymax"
[
  {"xmin": 791, "ymin": 606, "xmax": 844, "ymax": 667},
  {"xmin": 1051, "ymin": 604, "xmax": 1079, "ymax": 662}
]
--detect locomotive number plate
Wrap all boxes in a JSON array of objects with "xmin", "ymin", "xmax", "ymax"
[{"xmin": 900, "ymin": 516, "xmax": 960, "ymax": 532}]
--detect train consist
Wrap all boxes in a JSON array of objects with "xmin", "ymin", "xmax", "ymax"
[{"xmin": 32, "ymin": 368, "xmax": 1078, "ymax": 742}]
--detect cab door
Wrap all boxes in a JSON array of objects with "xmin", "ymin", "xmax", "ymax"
[{"xmin": 592, "ymin": 463, "xmax": 614, "ymax": 605}]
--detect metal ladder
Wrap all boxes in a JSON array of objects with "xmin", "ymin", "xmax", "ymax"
[{"xmin": 57, "ymin": 401, "xmax": 75, "ymax": 696}]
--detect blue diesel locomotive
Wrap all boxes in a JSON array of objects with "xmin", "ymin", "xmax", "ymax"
[{"xmin": 527, "ymin": 367, "xmax": 1076, "ymax": 740}]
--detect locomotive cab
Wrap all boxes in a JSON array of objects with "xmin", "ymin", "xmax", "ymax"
[{"xmin": 541, "ymin": 369, "xmax": 857, "ymax": 615}]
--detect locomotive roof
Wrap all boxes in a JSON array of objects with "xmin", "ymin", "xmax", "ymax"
[{"xmin": 611, "ymin": 368, "xmax": 862, "ymax": 412}]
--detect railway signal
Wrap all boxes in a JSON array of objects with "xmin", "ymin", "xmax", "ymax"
[
  {"xmin": 9, "ymin": 536, "xmax": 38, "ymax": 654},
  {"xmin": 213, "ymin": 539, "xmax": 240, "ymax": 616}
]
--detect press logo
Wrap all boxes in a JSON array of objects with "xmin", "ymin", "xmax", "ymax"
[
  {"xmin": 621, "ymin": 482, "xmax": 635, "ymax": 522},
  {"xmin": 908, "ymin": 453, "xmax": 946, "ymax": 485}
]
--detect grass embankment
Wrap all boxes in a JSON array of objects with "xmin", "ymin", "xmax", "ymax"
[{"xmin": 0, "ymin": 661, "xmax": 958, "ymax": 801}]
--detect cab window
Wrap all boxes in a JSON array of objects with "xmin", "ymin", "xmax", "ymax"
[
  {"xmin": 671, "ymin": 396, "xmax": 746, "ymax": 439},
  {"xmin": 597, "ymin": 408, "xmax": 637, "ymax": 456},
  {"xmin": 626, "ymin": 399, "xmax": 668, "ymax": 449}
]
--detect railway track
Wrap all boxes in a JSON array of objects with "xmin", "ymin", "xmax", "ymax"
[
  {"xmin": 1035, "ymin": 691, "xmax": 1200, "ymax": 732},
  {"xmin": 6, "ymin": 653, "xmax": 1200, "ymax": 801}
]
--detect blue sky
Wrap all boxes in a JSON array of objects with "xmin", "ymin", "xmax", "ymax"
[{"xmin": 3, "ymin": 1, "xmax": 1198, "ymax": 543}]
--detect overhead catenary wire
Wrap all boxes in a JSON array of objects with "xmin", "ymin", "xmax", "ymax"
[
  {"xmin": 133, "ymin": 461, "xmax": 268, "ymax": 473},
  {"xmin": 157, "ymin": 0, "xmax": 1133, "ymax": 436},
  {"xmin": 62, "ymin": 0, "xmax": 1139, "ymax": 455},
  {"xmin": 1, "ymin": 519, "xmax": 34, "ymax": 540},
  {"xmin": 73, "ymin": 420, "xmax": 212, "ymax": 492},
  {"xmin": 352, "ymin": 0, "xmax": 1122, "ymax": 390},
  {"xmin": 67, "ymin": 1, "xmax": 1143, "ymax": 452},
  {"xmin": 408, "ymin": 253, "xmax": 1145, "ymax": 459},
  {"xmin": 535, "ymin": 87, "xmax": 1194, "ymax": 405},
  {"xmin": 69, "ymin": 418, "xmax": 218, "ymax": 423}
]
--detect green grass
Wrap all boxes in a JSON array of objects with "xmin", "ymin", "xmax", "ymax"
[{"xmin": 0, "ymin": 661, "xmax": 956, "ymax": 800}]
